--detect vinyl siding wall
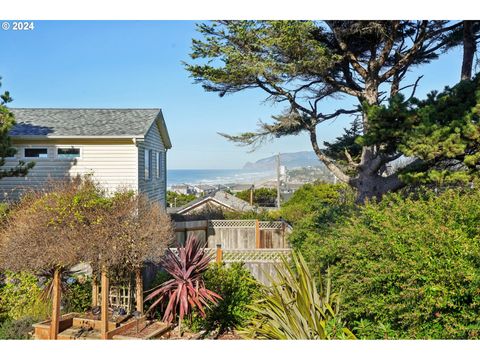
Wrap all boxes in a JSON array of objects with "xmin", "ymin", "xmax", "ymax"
[
  {"xmin": 137, "ymin": 122, "xmax": 167, "ymax": 206},
  {"xmin": 0, "ymin": 139, "xmax": 138, "ymax": 202}
]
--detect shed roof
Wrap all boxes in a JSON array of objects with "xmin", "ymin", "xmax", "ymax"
[
  {"xmin": 9, "ymin": 108, "xmax": 172, "ymax": 148},
  {"xmin": 176, "ymin": 190, "xmax": 254, "ymax": 215}
]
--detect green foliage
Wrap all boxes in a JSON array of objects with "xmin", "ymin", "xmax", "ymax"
[
  {"xmin": 223, "ymin": 208, "xmax": 278, "ymax": 221},
  {"xmin": 293, "ymin": 187, "xmax": 480, "ymax": 339},
  {"xmin": 199, "ymin": 262, "xmax": 260, "ymax": 333},
  {"xmin": 0, "ymin": 77, "xmax": 35, "ymax": 179},
  {"xmin": 0, "ymin": 317, "xmax": 35, "ymax": 339},
  {"xmin": 167, "ymin": 191, "xmax": 196, "ymax": 208},
  {"xmin": 235, "ymin": 187, "xmax": 277, "ymax": 207},
  {"xmin": 62, "ymin": 275, "xmax": 92, "ymax": 313},
  {"xmin": 0, "ymin": 203, "xmax": 8, "ymax": 223},
  {"xmin": 323, "ymin": 117, "xmax": 363, "ymax": 175},
  {"xmin": 399, "ymin": 76, "xmax": 480, "ymax": 184},
  {"xmin": 240, "ymin": 251, "xmax": 355, "ymax": 340},
  {"xmin": 0, "ymin": 271, "xmax": 50, "ymax": 321}
]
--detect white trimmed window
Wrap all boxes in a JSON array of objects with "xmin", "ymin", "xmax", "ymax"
[
  {"xmin": 144, "ymin": 149, "xmax": 152, "ymax": 180},
  {"xmin": 57, "ymin": 147, "xmax": 81, "ymax": 159},
  {"xmin": 24, "ymin": 148, "xmax": 48, "ymax": 158},
  {"xmin": 156, "ymin": 152, "xmax": 161, "ymax": 178}
]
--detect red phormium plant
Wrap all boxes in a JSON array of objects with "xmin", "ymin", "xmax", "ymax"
[{"xmin": 145, "ymin": 234, "xmax": 221, "ymax": 324}]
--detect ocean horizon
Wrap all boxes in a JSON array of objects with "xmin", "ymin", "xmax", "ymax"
[{"xmin": 167, "ymin": 168, "xmax": 274, "ymax": 187}]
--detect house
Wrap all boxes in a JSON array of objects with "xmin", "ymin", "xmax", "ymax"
[
  {"xmin": 170, "ymin": 183, "xmax": 196, "ymax": 195},
  {"xmin": 169, "ymin": 190, "xmax": 254, "ymax": 219},
  {"xmin": 0, "ymin": 108, "xmax": 172, "ymax": 205}
]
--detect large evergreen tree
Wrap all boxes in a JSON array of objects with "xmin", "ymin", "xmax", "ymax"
[
  {"xmin": 0, "ymin": 78, "xmax": 34, "ymax": 179},
  {"xmin": 186, "ymin": 21, "xmax": 480, "ymax": 202}
]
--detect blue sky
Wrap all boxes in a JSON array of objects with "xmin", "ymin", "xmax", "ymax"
[{"xmin": 0, "ymin": 21, "xmax": 466, "ymax": 169}]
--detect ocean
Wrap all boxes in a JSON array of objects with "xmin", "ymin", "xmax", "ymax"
[{"xmin": 167, "ymin": 169, "xmax": 273, "ymax": 187}]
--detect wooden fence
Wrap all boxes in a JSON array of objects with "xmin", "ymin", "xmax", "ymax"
[
  {"xmin": 212, "ymin": 247, "xmax": 292, "ymax": 285},
  {"xmin": 174, "ymin": 219, "xmax": 290, "ymax": 249},
  {"xmin": 168, "ymin": 247, "xmax": 292, "ymax": 286}
]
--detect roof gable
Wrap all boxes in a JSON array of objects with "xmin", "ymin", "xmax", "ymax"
[
  {"xmin": 177, "ymin": 190, "xmax": 254, "ymax": 214},
  {"xmin": 9, "ymin": 108, "xmax": 172, "ymax": 148}
]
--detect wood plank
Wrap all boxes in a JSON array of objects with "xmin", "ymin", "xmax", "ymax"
[
  {"xmin": 135, "ymin": 268, "xmax": 143, "ymax": 313},
  {"xmin": 255, "ymin": 219, "xmax": 260, "ymax": 249},
  {"xmin": 101, "ymin": 270, "xmax": 109, "ymax": 339},
  {"xmin": 92, "ymin": 276, "xmax": 99, "ymax": 307},
  {"xmin": 50, "ymin": 268, "xmax": 61, "ymax": 340}
]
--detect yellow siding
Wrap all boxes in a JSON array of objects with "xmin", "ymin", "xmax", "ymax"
[{"xmin": 0, "ymin": 140, "xmax": 138, "ymax": 201}]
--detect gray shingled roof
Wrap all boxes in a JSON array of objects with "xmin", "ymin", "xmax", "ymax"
[
  {"xmin": 176, "ymin": 190, "xmax": 254, "ymax": 214},
  {"xmin": 9, "ymin": 108, "xmax": 162, "ymax": 138}
]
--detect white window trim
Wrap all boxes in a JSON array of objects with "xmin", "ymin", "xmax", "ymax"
[
  {"xmin": 144, "ymin": 149, "xmax": 152, "ymax": 181},
  {"xmin": 55, "ymin": 146, "xmax": 82, "ymax": 160},
  {"xmin": 22, "ymin": 146, "xmax": 49, "ymax": 159},
  {"xmin": 156, "ymin": 151, "xmax": 161, "ymax": 178}
]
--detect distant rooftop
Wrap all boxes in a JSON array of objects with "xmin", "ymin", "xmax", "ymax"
[
  {"xmin": 176, "ymin": 190, "xmax": 254, "ymax": 214},
  {"xmin": 9, "ymin": 108, "xmax": 171, "ymax": 147}
]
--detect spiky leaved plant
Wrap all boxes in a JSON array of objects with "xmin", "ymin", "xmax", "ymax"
[
  {"xmin": 144, "ymin": 234, "xmax": 221, "ymax": 336},
  {"xmin": 240, "ymin": 251, "xmax": 356, "ymax": 340}
]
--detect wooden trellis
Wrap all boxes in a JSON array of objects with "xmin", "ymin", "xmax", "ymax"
[{"xmin": 97, "ymin": 282, "xmax": 134, "ymax": 312}]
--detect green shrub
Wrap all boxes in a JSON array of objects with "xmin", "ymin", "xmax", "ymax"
[
  {"xmin": 0, "ymin": 317, "xmax": 36, "ymax": 339},
  {"xmin": 235, "ymin": 188, "xmax": 277, "ymax": 207},
  {"xmin": 0, "ymin": 271, "xmax": 50, "ymax": 321},
  {"xmin": 240, "ymin": 251, "xmax": 355, "ymax": 340},
  {"xmin": 200, "ymin": 262, "xmax": 260, "ymax": 334},
  {"xmin": 62, "ymin": 275, "xmax": 92, "ymax": 313},
  {"xmin": 223, "ymin": 209, "xmax": 277, "ymax": 221},
  {"xmin": 280, "ymin": 181, "xmax": 355, "ymax": 226},
  {"xmin": 293, "ymin": 187, "xmax": 480, "ymax": 339}
]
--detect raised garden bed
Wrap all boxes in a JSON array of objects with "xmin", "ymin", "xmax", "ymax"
[
  {"xmin": 33, "ymin": 312, "xmax": 141, "ymax": 340},
  {"xmin": 32, "ymin": 313, "xmax": 78, "ymax": 340},
  {"xmin": 110, "ymin": 318, "xmax": 173, "ymax": 340}
]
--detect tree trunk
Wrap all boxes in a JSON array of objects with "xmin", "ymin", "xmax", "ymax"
[
  {"xmin": 461, "ymin": 21, "xmax": 476, "ymax": 81},
  {"xmin": 351, "ymin": 172, "xmax": 403, "ymax": 204}
]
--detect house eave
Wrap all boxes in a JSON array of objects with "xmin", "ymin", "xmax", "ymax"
[{"xmin": 10, "ymin": 135, "xmax": 145, "ymax": 140}]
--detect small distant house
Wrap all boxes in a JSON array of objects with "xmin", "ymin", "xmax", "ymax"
[
  {"xmin": 0, "ymin": 108, "xmax": 172, "ymax": 205},
  {"xmin": 170, "ymin": 183, "xmax": 196, "ymax": 195},
  {"xmin": 171, "ymin": 190, "xmax": 254, "ymax": 219}
]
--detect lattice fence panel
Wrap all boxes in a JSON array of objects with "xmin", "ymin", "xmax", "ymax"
[
  {"xmin": 223, "ymin": 249, "xmax": 291, "ymax": 262},
  {"xmin": 259, "ymin": 221, "xmax": 284, "ymax": 230},
  {"xmin": 209, "ymin": 220, "xmax": 256, "ymax": 228}
]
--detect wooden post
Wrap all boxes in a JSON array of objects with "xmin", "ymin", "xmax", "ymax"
[
  {"xmin": 92, "ymin": 275, "xmax": 99, "ymax": 307},
  {"xmin": 216, "ymin": 244, "xmax": 223, "ymax": 264},
  {"xmin": 101, "ymin": 270, "xmax": 109, "ymax": 339},
  {"xmin": 255, "ymin": 219, "xmax": 260, "ymax": 249},
  {"xmin": 250, "ymin": 185, "xmax": 254, "ymax": 206},
  {"xmin": 135, "ymin": 268, "xmax": 143, "ymax": 314},
  {"xmin": 49, "ymin": 268, "xmax": 61, "ymax": 340}
]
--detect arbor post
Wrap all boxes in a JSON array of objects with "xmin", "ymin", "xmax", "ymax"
[
  {"xmin": 135, "ymin": 268, "xmax": 143, "ymax": 313},
  {"xmin": 92, "ymin": 275, "xmax": 99, "ymax": 307},
  {"xmin": 101, "ymin": 270, "xmax": 109, "ymax": 339},
  {"xmin": 49, "ymin": 268, "xmax": 61, "ymax": 340}
]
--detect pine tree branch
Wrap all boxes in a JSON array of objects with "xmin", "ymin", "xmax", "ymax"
[{"xmin": 308, "ymin": 127, "xmax": 350, "ymax": 183}]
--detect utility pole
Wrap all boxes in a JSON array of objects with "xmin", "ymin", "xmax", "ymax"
[{"xmin": 276, "ymin": 153, "xmax": 281, "ymax": 208}]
